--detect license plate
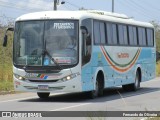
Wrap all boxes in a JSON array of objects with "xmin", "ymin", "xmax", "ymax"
[{"xmin": 38, "ymin": 85, "xmax": 49, "ymax": 90}]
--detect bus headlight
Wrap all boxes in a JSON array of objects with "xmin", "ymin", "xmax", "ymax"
[
  {"xmin": 61, "ymin": 73, "xmax": 80, "ymax": 82},
  {"xmin": 14, "ymin": 74, "xmax": 25, "ymax": 81},
  {"xmin": 66, "ymin": 76, "xmax": 71, "ymax": 80}
]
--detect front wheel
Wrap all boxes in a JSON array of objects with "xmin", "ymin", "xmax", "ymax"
[
  {"xmin": 88, "ymin": 77, "xmax": 104, "ymax": 99},
  {"xmin": 37, "ymin": 92, "xmax": 50, "ymax": 99}
]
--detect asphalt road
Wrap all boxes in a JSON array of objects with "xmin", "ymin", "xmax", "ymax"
[{"xmin": 0, "ymin": 77, "xmax": 160, "ymax": 120}]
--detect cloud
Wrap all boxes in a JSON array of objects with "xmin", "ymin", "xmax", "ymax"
[
  {"xmin": 0, "ymin": 0, "xmax": 9, "ymax": 2},
  {"xmin": 17, "ymin": 0, "xmax": 53, "ymax": 11},
  {"xmin": 0, "ymin": 0, "xmax": 69, "ymax": 12}
]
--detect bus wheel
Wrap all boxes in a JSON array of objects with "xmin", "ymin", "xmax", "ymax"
[
  {"xmin": 122, "ymin": 71, "xmax": 140, "ymax": 91},
  {"xmin": 131, "ymin": 71, "xmax": 140, "ymax": 91},
  {"xmin": 37, "ymin": 92, "xmax": 50, "ymax": 99},
  {"xmin": 88, "ymin": 76, "xmax": 103, "ymax": 99}
]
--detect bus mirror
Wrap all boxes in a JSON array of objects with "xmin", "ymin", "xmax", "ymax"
[
  {"xmin": 3, "ymin": 35, "xmax": 8, "ymax": 47},
  {"xmin": 3, "ymin": 27, "xmax": 14, "ymax": 47},
  {"xmin": 86, "ymin": 34, "xmax": 91, "ymax": 45},
  {"xmin": 80, "ymin": 26, "xmax": 88, "ymax": 34},
  {"xmin": 7, "ymin": 27, "xmax": 14, "ymax": 31}
]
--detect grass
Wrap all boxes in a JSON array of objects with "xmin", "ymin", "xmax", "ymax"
[
  {"xmin": 0, "ymin": 80, "xmax": 14, "ymax": 92},
  {"xmin": 0, "ymin": 65, "xmax": 13, "ymax": 92},
  {"xmin": 0, "ymin": 61, "xmax": 160, "ymax": 93},
  {"xmin": 156, "ymin": 61, "xmax": 160, "ymax": 76},
  {"xmin": 0, "ymin": 28, "xmax": 13, "ymax": 93},
  {"xmin": 0, "ymin": 26, "xmax": 160, "ymax": 93},
  {"xmin": 146, "ymin": 118, "xmax": 160, "ymax": 120}
]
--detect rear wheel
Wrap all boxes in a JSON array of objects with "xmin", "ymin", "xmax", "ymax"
[
  {"xmin": 122, "ymin": 71, "xmax": 140, "ymax": 91},
  {"xmin": 37, "ymin": 92, "xmax": 50, "ymax": 99},
  {"xmin": 132, "ymin": 71, "xmax": 140, "ymax": 91}
]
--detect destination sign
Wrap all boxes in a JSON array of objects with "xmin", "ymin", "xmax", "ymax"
[{"xmin": 53, "ymin": 23, "xmax": 74, "ymax": 29}]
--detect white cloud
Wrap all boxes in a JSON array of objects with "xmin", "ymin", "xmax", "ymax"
[
  {"xmin": 0, "ymin": 0, "xmax": 70, "ymax": 12},
  {"xmin": 0, "ymin": 0, "xmax": 9, "ymax": 2},
  {"xmin": 17, "ymin": 0, "xmax": 53, "ymax": 11}
]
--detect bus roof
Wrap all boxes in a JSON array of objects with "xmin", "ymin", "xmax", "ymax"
[{"xmin": 16, "ymin": 10, "xmax": 153, "ymax": 28}]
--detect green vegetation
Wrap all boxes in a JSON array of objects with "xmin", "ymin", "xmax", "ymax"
[
  {"xmin": 156, "ymin": 61, "xmax": 160, "ymax": 76},
  {"xmin": 151, "ymin": 21, "xmax": 160, "ymax": 52},
  {"xmin": 153, "ymin": 21, "xmax": 160, "ymax": 76},
  {"xmin": 146, "ymin": 118, "xmax": 160, "ymax": 120},
  {"xmin": 0, "ymin": 81, "xmax": 14, "ymax": 91},
  {"xmin": 0, "ymin": 21, "xmax": 160, "ymax": 92},
  {"xmin": 0, "ymin": 27, "xmax": 14, "ymax": 92}
]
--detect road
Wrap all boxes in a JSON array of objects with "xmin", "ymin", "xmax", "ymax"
[{"xmin": 0, "ymin": 77, "xmax": 160, "ymax": 120}]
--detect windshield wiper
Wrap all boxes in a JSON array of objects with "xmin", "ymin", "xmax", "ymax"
[{"xmin": 42, "ymin": 49, "xmax": 62, "ymax": 70}]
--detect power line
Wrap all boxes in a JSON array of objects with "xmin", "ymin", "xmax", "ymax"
[
  {"xmin": 62, "ymin": 4, "xmax": 74, "ymax": 11},
  {"xmin": 0, "ymin": 14, "xmax": 15, "ymax": 26},
  {"xmin": 119, "ymin": 0, "xmax": 158, "ymax": 20},
  {"xmin": 138, "ymin": 0, "xmax": 160, "ymax": 12},
  {"xmin": 129, "ymin": 0, "xmax": 159, "ymax": 16},
  {"xmin": 63, "ymin": 1, "xmax": 80, "ymax": 9}
]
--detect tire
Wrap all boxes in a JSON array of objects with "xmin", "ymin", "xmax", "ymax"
[
  {"xmin": 88, "ymin": 76, "xmax": 104, "ymax": 99},
  {"xmin": 122, "ymin": 84, "xmax": 131, "ymax": 91},
  {"xmin": 131, "ymin": 71, "xmax": 140, "ymax": 91},
  {"xmin": 37, "ymin": 92, "xmax": 50, "ymax": 99},
  {"xmin": 122, "ymin": 71, "xmax": 140, "ymax": 91}
]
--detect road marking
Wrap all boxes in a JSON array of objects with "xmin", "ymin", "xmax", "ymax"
[
  {"xmin": 50, "ymin": 103, "xmax": 91, "ymax": 111},
  {"xmin": 144, "ymin": 79, "xmax": 160, "ymax": 83},
  {"xmin": 0, "ymin": 78, "xmax": 159, "ymax": 104},
  {"xmin": 0, "ymin": 93, "xmax": 64, "ymax": 103},
  {"xmin": 141, "ymin": 117, "xmax": 154, "ymax": 120},
  {"xmin": 0, "ymin": 96, "xmax": 38, "ymax": 103}
]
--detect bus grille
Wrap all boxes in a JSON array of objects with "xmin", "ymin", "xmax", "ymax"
[
  {"xmin": 24, "ymin": 86, "xmax": 65, "ymax": 90},
  {"xmin": 28, "ymin": 80, "xmax": 59, "ymax": 83}
]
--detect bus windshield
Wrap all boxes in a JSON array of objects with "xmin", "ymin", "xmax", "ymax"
[{"xmin": 13, "ymin": 20, "xmax": 78, "ymax": 67}]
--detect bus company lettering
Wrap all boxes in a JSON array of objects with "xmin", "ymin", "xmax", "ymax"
[
  {"xmin": 117, "ymin": 53, "xmax": 129, "ymax": 58},
  {"xmin": 54, "ymin": 23, "xmax": 74, "ymax": 29}
]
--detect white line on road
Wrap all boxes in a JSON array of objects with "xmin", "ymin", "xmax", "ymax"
[
  {"xmin": 50, "ymin": 103, "xmax": 91, "ymax": 111},
  {"xmin": 0, "ymin": 78, "xmax": 159, "ymax": 104},
  {"xmin": 0, "ymin": 93, "xmax": 64, "ymax": 103},
  {"xmin": 0, "ymin": 96, "xmax": 38, "ymax": 103}
]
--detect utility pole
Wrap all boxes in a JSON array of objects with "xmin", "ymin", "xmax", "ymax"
[
  {"xmin": 54, "ymin": 0, "xmax": 57, "ymax": 11},
  {"xmin": 112, "ymin": 0, "xmax": 114, "ymax": 12}
]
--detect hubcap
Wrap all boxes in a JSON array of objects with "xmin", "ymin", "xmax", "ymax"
[
  {"xmin": 135, "ymin": 73, "xmax": 139, "ymax": 88},
  {"xmin": 93, "ymin": 81, "xmax": 99, "ymax": 97}
]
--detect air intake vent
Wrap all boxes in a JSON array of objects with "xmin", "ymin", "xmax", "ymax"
[{"xmin": 87, "ymin": 10, "xmax": 130, "ymax": 19}]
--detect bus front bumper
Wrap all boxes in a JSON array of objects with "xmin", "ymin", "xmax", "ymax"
[{"xmin": 13, "ymin": 76, "xmax": 82, "ymax": 93}]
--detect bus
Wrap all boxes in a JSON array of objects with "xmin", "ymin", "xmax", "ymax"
[{"xmin": 3, "ymin": 10, "xmax": 156, "ymax": 99}]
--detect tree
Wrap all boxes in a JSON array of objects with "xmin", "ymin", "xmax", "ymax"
[{"xmin": 150, "ymin": 21, "xmax": 160, "ymax": 52}]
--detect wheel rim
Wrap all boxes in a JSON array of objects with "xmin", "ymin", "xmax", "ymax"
[
  {"xmin": 95, "ymin": 81, "xmax": 99, "ymax": 95},
  {"xmin": 135, "ymin": 72, "xmax": 140, "ymax": 88},
  {"xmin": 92, "ymin": 81, "xmax": 99, "ymax": 97}
]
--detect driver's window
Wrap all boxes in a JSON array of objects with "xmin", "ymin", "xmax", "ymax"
[{"xmin": 81, "ymin": 19, "xmax": 92, "ymax": 66}]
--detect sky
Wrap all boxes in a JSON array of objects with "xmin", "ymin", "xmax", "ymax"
[{"xmin": 0, "ymin": 0, "xmax": 160, "ymax": 25}]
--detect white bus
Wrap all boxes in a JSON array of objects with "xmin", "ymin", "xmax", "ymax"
[{"xmin": 3, "ymin": 10, "xmax": 155, "ymax": 98}]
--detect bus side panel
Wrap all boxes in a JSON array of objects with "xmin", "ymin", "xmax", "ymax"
[
  {"xmin": 81, "ymin": 46, "xmax": 115, "ymax": 92},
  {"xmin": 101, "ymin": 46, "xmax": 139, "ymax": 87},
  {"xmin": 81, "ymin": 65, "xmax": 94, "ymax": 92},
  {"xmin": 81, "ymin": 46, "xmax": 156, "ymax": 92},
  {"xmin": 138, "ymin": 47, "xmax": 156, "ymax": 82},
  {"xmin": 91, "ymin": 46, "xmax": 116, "ymax": 88}
]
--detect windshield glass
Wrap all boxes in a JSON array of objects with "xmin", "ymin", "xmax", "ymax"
[{"xmin": 13, "ymin": 20, "xmax": 78, "ymax": 67}]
